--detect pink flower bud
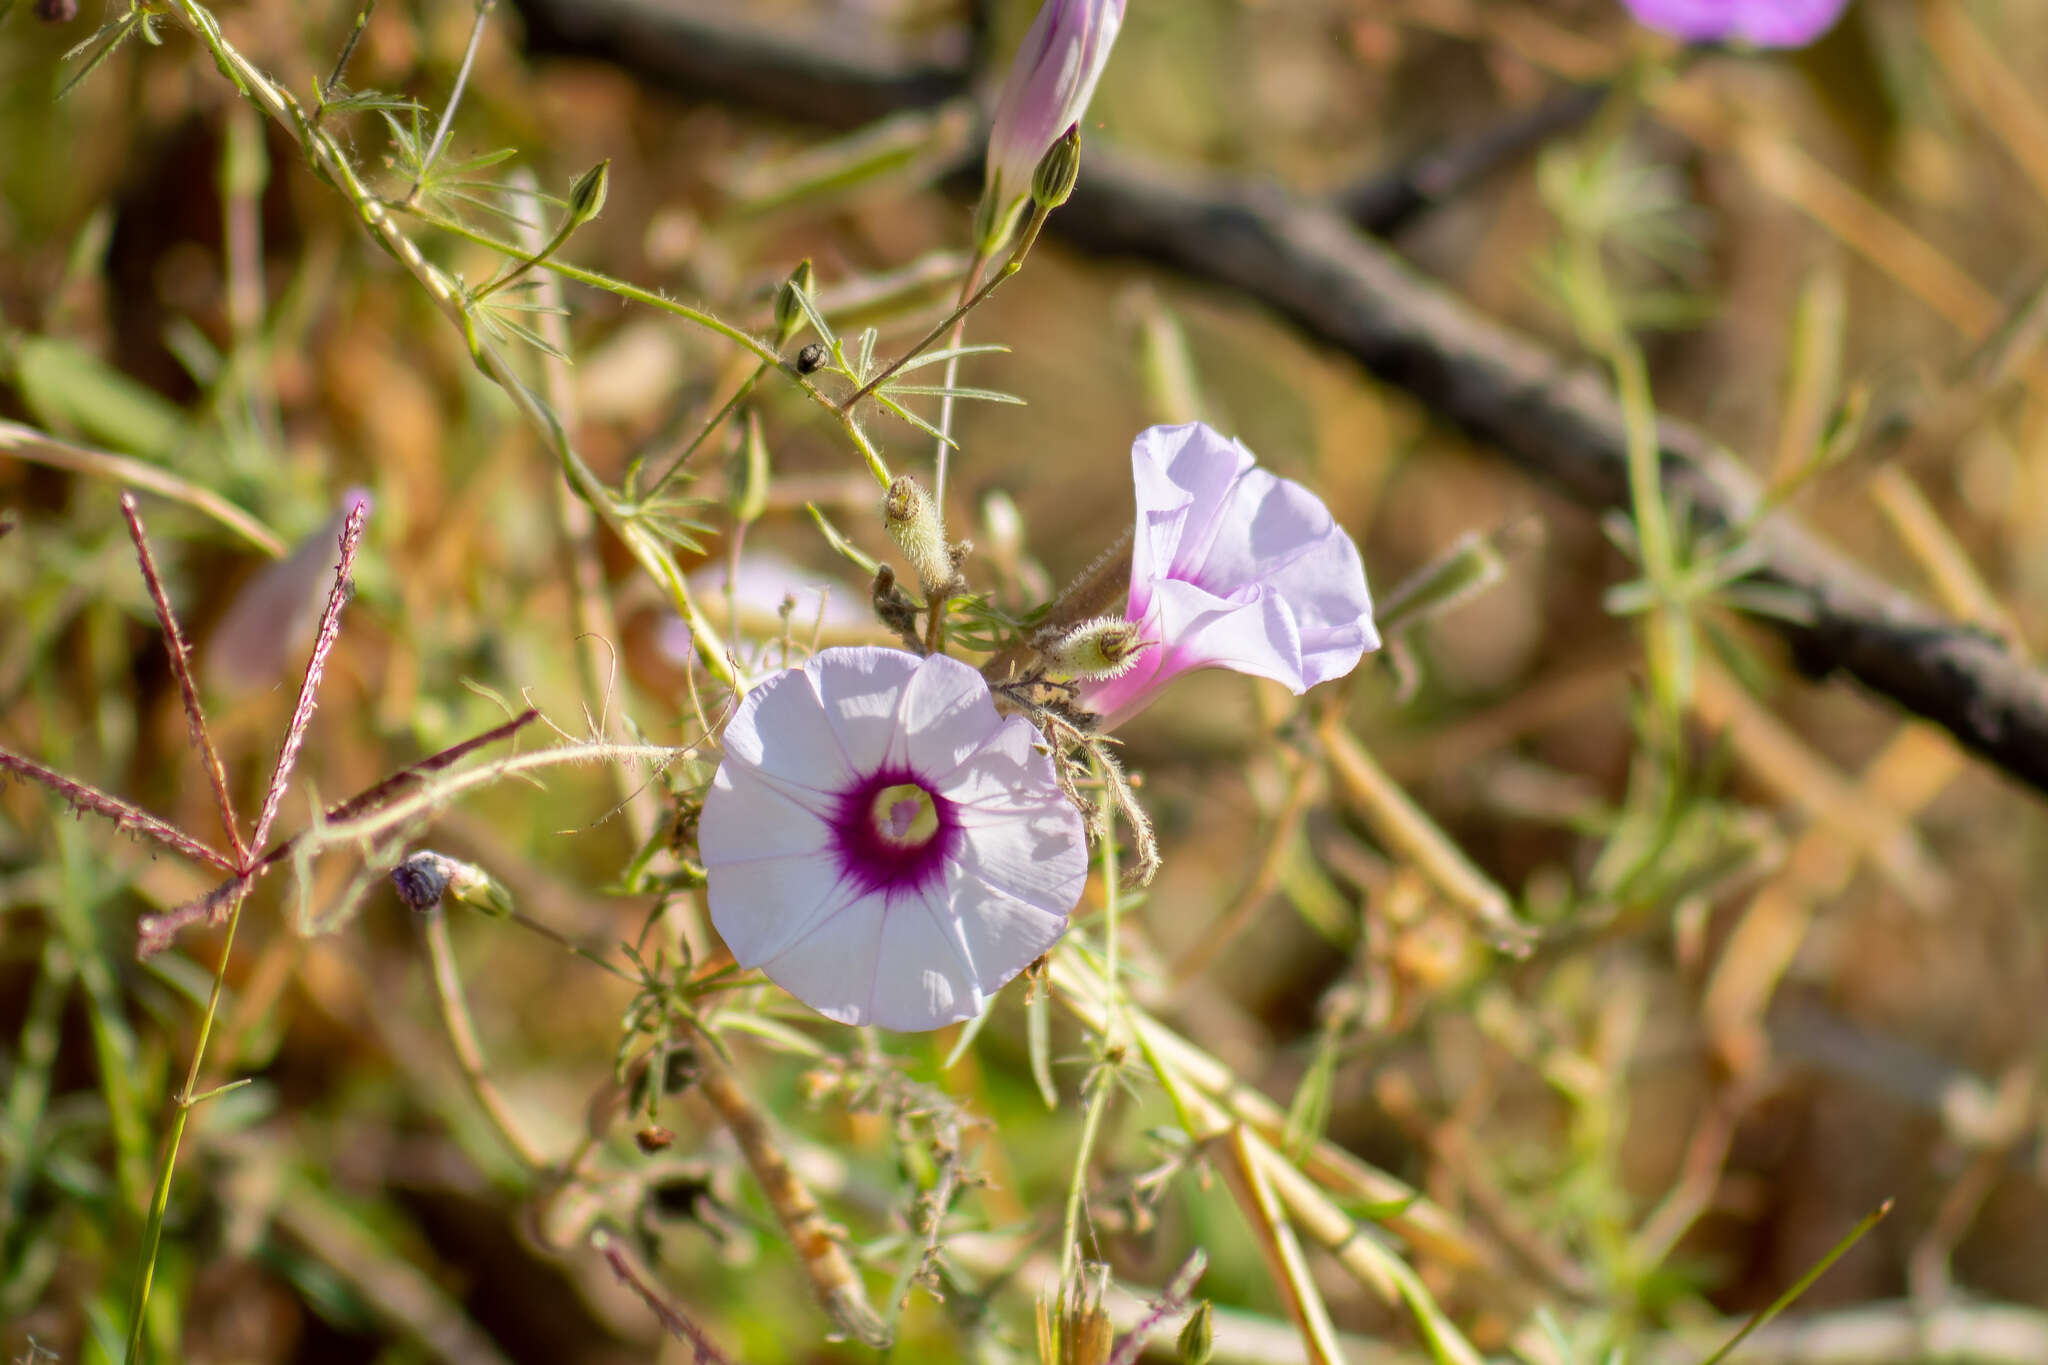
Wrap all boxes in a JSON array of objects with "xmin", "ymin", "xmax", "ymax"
[
  {"xmin": 981, "ymin": 0, "xmax": 1125, "ymax": 237},
  {"xmin": 1620, "ymin": 0, "xmax": 1849, "ymax": 48}
]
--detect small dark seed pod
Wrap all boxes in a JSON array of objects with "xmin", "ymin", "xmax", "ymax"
[
  {"xmin": 796, "ymin": 341, "xmax": 827, "ymax": 374},
  {"xmin": 390, "ymin": 851, "xmax": 454, "ymax": 911}
]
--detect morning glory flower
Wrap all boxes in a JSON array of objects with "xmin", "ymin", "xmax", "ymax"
[
  {"xmin": 980, "ymin": 0, "xmax": 1125, "ymax": 244},
  {"xmin": 1620, "ymin": 0, "xmax": 1850, "ymax": 47},
  {"xmin": 1076, "ymin": 423, "xmax": 1379, "ymax": 731},
  {"xmin": 701, "ymin": 646, "xmax": 1087, "ymax": 1031}
]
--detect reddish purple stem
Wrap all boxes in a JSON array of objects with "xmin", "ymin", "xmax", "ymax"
[
  {"xmin": 248, "ymin": 498, "xmax": 367, "ymax": 856},
  {"xmin": 0, "ymin": 750, "xmax": 236, "ymax": 873},
  {"xmin": 594, "ymin": 1231, "xmax": 735, "ymax": 1363}
]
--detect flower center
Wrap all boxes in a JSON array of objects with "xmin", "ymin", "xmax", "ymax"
[
  {"xmin": 830, "ymin": 767, "xmax": 961, "ymax": 898},
  {"xmin": 870, "ymin": 782, "xmax": 940, "ymax": 848}
]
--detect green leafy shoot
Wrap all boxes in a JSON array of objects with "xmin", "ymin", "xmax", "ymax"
[{"xmin": 57, "ymin": 3, "xmax": 159, "ymax": 100}]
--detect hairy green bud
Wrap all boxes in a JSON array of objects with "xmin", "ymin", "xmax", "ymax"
[
  {"xmin": 1039, "ymin": 615, "xmax": 1149, "ymax": 680},
  {"xmin": 1031, "ymin": 122, "xmax": 1082, "ymax": 210},
  {"xmin": 884, "ymin": 475, "xmax": 954, "ymax": 597}
]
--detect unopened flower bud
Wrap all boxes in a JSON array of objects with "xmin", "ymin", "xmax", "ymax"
[
  {"xmin": 981, "ymin": 0, "xmax": 1125, "ymax": 247},
  {"xmin": 389, "ymin": 850, "xmax": 511, "ymax": 917},
  {"xmin": 1031, "ymin": 123, "xmax": 1082, "ymax": 210},
  {"xmin": 567, "ymin": 159, "xmax": 611, "ymax": 227},
  {"xmin": 775, "ymin": 258, "xmax": 815, "ymax": 351},
  {"xmin": 1177, "ymin": 1301, "xmax": 1213, "ymax": 1365},
  {"xmin": 884, "ymin": 475, "xmax": 954, "ymax": 596},
  {"xmin": 1040, "ymin": 615, "xmax": 1148, "ymax": 680}
]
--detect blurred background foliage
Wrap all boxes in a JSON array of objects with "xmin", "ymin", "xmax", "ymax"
[{"xmin": 6, "ymin": 0, "xmax": 2048, "ymax": 1362}]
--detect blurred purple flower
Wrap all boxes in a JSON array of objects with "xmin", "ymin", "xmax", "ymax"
[
  {"xmin": 207, "ymin": 487, "xmax": 372, "ymax": 696},
  {"xmin": 982, "ymin": 0, "xmax": 1125, "ymax": 227},
  {"xmin": 1076, "ymin": 423, "xmax": 1378, "ymax": 731},
  {"xmin": 1620, "ymin": 0, "xmax": 1849, "ymax": 47},
  {"xmin": 701, "ymin": 646, "xmax": 1086, "ymax": 1031}
]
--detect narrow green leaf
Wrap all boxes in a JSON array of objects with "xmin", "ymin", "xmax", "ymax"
[
  {"xmin": 879, "ymin": 383, "xmax": 1025, "ymax": 405},
  {"xmin": 887, "ymin": 342, "xmax": 1012, "ymax": 375},
  {"xmin": 1028, "ymin": 981, "xmax": 1058, "ymax": 1109},
  {"xmin": 806, "ymin": 503, "xmax": 881, "ymax": 576}
]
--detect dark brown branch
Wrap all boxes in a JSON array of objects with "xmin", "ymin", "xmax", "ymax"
[
  {"xmin": 508, "ymin": 0, "xmax": 2048, "ymax": 797},
  {"xmin": 1338, "ymin": 83, "xmax": 1610, "ymax": 236},
  {"xmin": 513, "ymin": 0, "xmax": 969, "ymax": 129},
  {"xmin": 1054, "ymin": 154, "xmax": 2048, "ymax": 793}
]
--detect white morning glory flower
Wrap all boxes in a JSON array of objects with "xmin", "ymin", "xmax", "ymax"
[
  {"xmin": 1076, "ymin": 422, "xmax": 1380, "ymax": 731},
  {"xmin": 701, "ymin": 646, "xmax": 1087, "ymax": 1031}
]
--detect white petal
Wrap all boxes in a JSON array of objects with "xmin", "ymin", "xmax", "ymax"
[
  {"xmin": 950, "ymin": 784, "xmax": 1090, "ymax": 916},
  {"xmin": 865, "ymin": 894, "xmax": 982, "ymax": 1031},
  {"xmin": 699, "ymin": 765, "xmax": 835, "ymax": 866},
  {"xmin": 755, "ymin": 893, "xmax": 888, "ymax": 1025},
  {"xmin": 900, "ymin": 654, "xmax": 1004, "ymax": 779},
  {"xmin": 707, "ymin": 852, "xmax": 862, "ymax": 967},
  {"xmin": 941, "ymin": 867, "xmax": 1070, "ymax": 999},
  {"xmin": 807, "ymin": 646, "xmax": 918, "ymax": 774},
  {"xmin": 721, "ymin": 665, "xmax": 854, "ymax": 793}
]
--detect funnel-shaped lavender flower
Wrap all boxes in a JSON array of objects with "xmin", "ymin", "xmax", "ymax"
[
  {"xmin": 1076, "ymin": 423, "xmax": 1378, "ymax": 731},
  {"xmin": 702, "ymin": 647, "xmax": 1087, "ymax": 1031},
  {"xmin": 981, "ymin": 0, "xmax": 1125, "ymax": 239},
  {"xmin": 1621, "ymin": 0, "xmax": 1849, "ymax": 47}
]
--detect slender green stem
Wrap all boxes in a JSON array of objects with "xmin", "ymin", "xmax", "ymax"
[
  {"xmin": 160, "ymin": 3, "xmax": 741, "ymax": 691},
  {"xmin": 1057, "ymin": 1062, "xmax": 1114, "ymax": 1292},
  {"xmin": 316, "ymin": 0, "xmax": 377, "ymax": 112},
  {"xmin": 473, "ymin": 215, "xmax": 575, "ymax": 303},
  {"xmin": 404, "ymin": 0, "xmax": 495, "ymax": 207},
  {"xmin": 406, "ymin": 207, "xmax": 891, "ymax": 488},
  {"xmin": 841, "ymin": 249, "xmax": 1000, "ymax": 412},
  {"xmin": 1570, "ymin": 223, "xmax": 1686, "ymax": 735},
  {"xmin": 1055, "ymin": 776, "xmax": 1129, "ymax": 1292},
  {"xmin": 840, "ymin": 199, "xmax": 1050, "ymax": 506},
  {"xmin": 646, "ymin": 360, "xmax": 768, "ymax": 500},
  {"xmin": 1099, "ymin": 771, "xmax": 1122, "ymax": 1003},
  {"xmin": 503, "ymin": 909, "xmax": 636, "ymax": 983},
  {"xmin": 1697, "ymin": 1200, "xmax": 1892, "ymax": 1365},
  {"xmin": 124, "ymin": 892, "xmax": 249, "ymax": 1364},
  {"xmin": 422, "ymin": 906, "xmax": 551, "ymax": 1171},
  {"xmin": 407, "ymin": 207, "xmax": 777, "ymax": 363}
]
